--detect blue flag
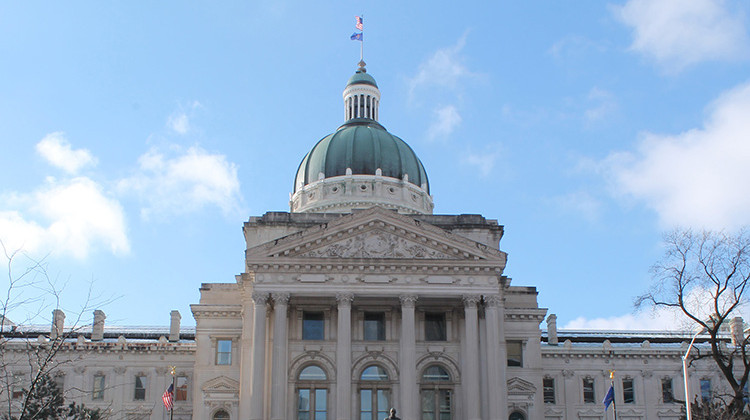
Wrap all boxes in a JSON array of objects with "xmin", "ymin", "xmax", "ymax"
[
  {"xmin": 350, "ymin": 32, "xmax": 363, "ymax": 41},
  {"xmin": 603, "ymin": 384, "xmax": 615, "ymax": 409}
]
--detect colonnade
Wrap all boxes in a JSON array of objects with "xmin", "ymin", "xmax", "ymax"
[{"xmin": 238, "ymin": 292, "xmax": 508, "ymax": 420}]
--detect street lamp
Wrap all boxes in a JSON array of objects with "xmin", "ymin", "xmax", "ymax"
[{"xmin": 683, "ymin": 327, "xmax": 707, "ymax": 420}]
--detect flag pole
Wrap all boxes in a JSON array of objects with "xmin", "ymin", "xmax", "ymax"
[
  {"xmin": 610, "ymin": 371, "xmax": 618, "ymax": 420},
  {"xmin": 360, "ymin": 14, "xmax": 364, "ymax": 62},
  {"xmin": 170, "ymin": 366, "xmax": 176, "ymax": 420}
]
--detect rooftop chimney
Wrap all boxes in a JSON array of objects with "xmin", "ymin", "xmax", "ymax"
[
  {"xmin": 51, "ymin": 309, "xmax": 65, "ymax": 340},
  {"xmin": 547, "ymin": 314, "xmax": 558, "ymax": 346},
  {"xmin": 731, "ymin": 316, "xmax": 744, "ymax": 346},
  {"xmin": 169, "ymin": 310, "xmax": 181, "ymax": 342},
  {"xmin": 92, "ymin": 310, "xmax": 106, "ymax": 341}
]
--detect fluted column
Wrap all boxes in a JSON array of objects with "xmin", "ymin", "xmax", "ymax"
[
  {"xmin": 399, "ymin": 295, "xmax": 418, "ymax": 420},
  {"xmin": 249, "ymin": 292, "xmax": 269, "ymax": 420},
  {"xmin": 271, "ymin": 293, "xmax": 290, "ymax": 420},
  {"xmin": 239, "ymin": 292, "xmax": 255, "ymax": 419},
  {"xmin": 336, "ymin": 293, "xmax": 354, "ymax": 420},
  {"xmin": 463, "ymin": 295, "xmax": 481, "ymax": 420},
  {"xmin": 485, "ymin": 294, "xmax": 507, "ymax": 420}
]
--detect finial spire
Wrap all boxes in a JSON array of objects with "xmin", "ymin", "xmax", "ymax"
[{"xmin": 358, "ymin": 60, "xmax": 367, "ymax": 73}]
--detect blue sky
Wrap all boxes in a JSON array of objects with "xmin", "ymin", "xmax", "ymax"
[{"xmin": 2, "ymin": 1, "xmax": 749, "ymax": 329}]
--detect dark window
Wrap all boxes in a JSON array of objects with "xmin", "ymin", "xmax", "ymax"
[
  {"xmin": 424, "ymin": 313, "xmax": 446, "ymax": 341},
  {"xmin": 303, "ymin": 312, "xmax": 325, "ymax": 340},
  {"xmin": 543, "ymin": 378, "xmax": 555, "ymax": 404},
  {"xmin": 507, "ymin": 341, "xmax": 523, "ymax": 367},
  {"xmin": 509, "ymin": 412, "xmax": 526, "ymax": 420},
  {"xmin": 364, "ymin": 312, "xmax": 385, "ymax": 341},
  {"xmin": 53, "ymin": 375, "xmax": 65, "ymax": 393},
  {"xmin": 175, "ymin": 376, "xmax": 188, "ymax": 401},
  {"xmin": 623, "ymin": 378, "xmax": 635, "ymax": 404},
  {"xmin": 420, "ymin": 366, "xmax": 452, "ymax": 420},
  {"xmin": 700, "ymin": 379, "xmax": 711, "ymax": 403},
  {"xmin": 583, "ymin": 378, "xmax": 595, "ymax": 404},
  {"xmin": 134, "ymin": 375, "xmax": 147, "ymax": 400},
  {"xmin": 92, "ymin": 375, "xmax": 105, "ymax": 400},
  {"xmin": 662, "ymin": 378, "xmax": 674, "ymax": 403},
  {"xmin": 213, "ymin": 409, "xmax": 230, "ymax": 420},
  {"xmin": 216, "ymin": 339, "xmax": 232, "ymax": 365}
]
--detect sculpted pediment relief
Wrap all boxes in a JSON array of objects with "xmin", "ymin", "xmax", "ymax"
[
  {"xmin": 299, "ymin": 229, "xmax": 458, "ymax": 259},
  {"xmin": 201, "ymin": 376, "xmax": 239, "ymax": 393},
  {"xmin": 247, "ymin": 207, "xmax": 506, "ymax": 263}
]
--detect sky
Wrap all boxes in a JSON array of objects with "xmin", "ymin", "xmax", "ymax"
[{"xmin": 1, "ymin": 1, "xmax": 750, "ymax": 330}]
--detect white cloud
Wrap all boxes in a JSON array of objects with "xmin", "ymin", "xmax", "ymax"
[
  {"xmin": 603, "ymin": 81, "xmax": 750, "ymax": 229},
  {"xmin": 167, "ymin": 101, "xmax": 202, "ymax": 135},
  {"xmin": 0, "ymin": 177, "xmax": 129, "ymax": 259},
  {"xmin": 461, "ymin": 145, "xmax": 503, "ymax": 178},
  {"xmin": 551, "ymin": 191, "xmax": 603, "ymax": 222},
  {"xmin": 584, "ymin": 88, "xmax": 617, "ymax": 123},
  {"xmin": 35, "ymin": 132, "xmax": 97, "ymax": 174},
  {"xmin": 615, "ymin": 0, "xmax": 750, "ymax": 72},
  {"xmin": 118, "ymin": 146, "xmax": 241, "ymax": 218},
  {"xmin": 563, "ymin": 307, "xmax": 686, "ymax": 331},
  {"xmin": 409, "ymin": 33, "xmax": 474, "ymax": 97},
  {"xmin": 427, "ymin": 105, "xmax": 462, "ymax": 140}
]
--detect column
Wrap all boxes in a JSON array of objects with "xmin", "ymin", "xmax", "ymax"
[
  {"xmin": 271, "ymin": 293, "xmax": 290, "ymax": 420},
  {"xmin": 484, "ymin": 294, "xmax": 507, "ymax": 420},
  {"xmin": 336, "ymin": 293, "xmax": 354, "ymax": 420},
  {"xmin": 399, "ymin": 295, "xmax": 418, "ymax": 420},
  {"xmin": 249, "ymin": 292, "xmax": 269, "ymax": 420},
  {"xmin": 239, "ymin": 292, "xmax": 255, "ymax": 419},
  {"xmin": 462, "ymin": 295, "xmax": 481, "ymax": 420}
]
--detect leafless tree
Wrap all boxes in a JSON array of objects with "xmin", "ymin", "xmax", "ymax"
[
  {"xmin": 636, "ymin": 229, "xmax": 750, "ymax": 418},
  {"xmin": 0, "ymin": 240, "xmax": 106, "ymax": 419}
]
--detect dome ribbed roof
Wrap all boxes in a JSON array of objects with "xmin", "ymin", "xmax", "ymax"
[{"xmin": 294, "ymin": 119, "xmax": 429, "ymax": 193}]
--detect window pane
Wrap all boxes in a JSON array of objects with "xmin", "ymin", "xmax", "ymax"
[
  {"xmin": 361, "ymin": 389, "xmax": 372, "ymax": 411},
  {"xmin": 361, "ymin": 366, "xmax": 389, "ymax": 381},
  {"xmin": 377, "ymin": 389, "xmax": 389, "ymax": 419},
  {"xmin": 422, "ymin": 366, "xmax": 450, "ymax": 382},
  {"xmin": 300, "ymin": 366, "xmax": 327, "ymax": 381},
  {"xmin": 623, "ymin": 379, "xmax": 635, "ymax": 404},
  {"xmin": 439, "ymin": 389, "xmax": 451, "ymax": 420},
  {"xmin": 299, "ymin": 389, "xmax": 311, "ymax": 411},
  {"xmin": 662, "ymin": 378, "xmax": 674, "ymax": 403},
  {"xmin": 176, "ymin": 376, "xmax": 188, "ymax": 401},
  {"xmin": 507, "ymin": 341, "xmax": 523, "ymax": 367},
  {"xmin": 543, "ymin": 378, "xmax": 555, "ymax": 404},
  {"xmin": 425, "ymin": 313, "xmax": 446, "ymax": 341},
  {"xmin": 315, "ymin": 389, "xmax": 327, "ymax": 420},
  {"xmin": 364, "ymin": 313, "xmax": 385, "ymax": 341},
  {"xmin": 421, "ymin": 390, "xmax": 436, "ymax": 420},
  {"xmin": 93, "ymin": 375, "xmax": 105, "ymax": 400},
  {"xmin": 135, "ymin": 375, "xmax": 147, "ymax": 400},
  {"xmin": 700, "ymin": 379, "xmax": 711, "ymax": 403},
  {"xmin": 303, "ymin": 312, "xmax": 325, "ymax": 340},
  {"xmin": 213, "ymin": 410, "xmax": 230, "ymax": 420},
  {"xmin": 583, "ymin": 378, "xmax": 595, "ymax": 403},
  {"xmin": 217, "ymin": 340, "xmax": 232, "ymax": 365}
]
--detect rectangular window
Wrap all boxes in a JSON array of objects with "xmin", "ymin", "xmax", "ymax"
[
  {"xmin": 543, "ymin": 377, "xmax": 555, "ymax": 404},
  {"xmin": 216, "ymin": 339, "xmax": 232, "ymax": 365},
  {"xmin": 700, "ymin": 379, "xmax": 712, "ymax": 403},
  {"xmin": 11, "ymin": 379, "xmax": 23, "ymax": 400},
  {"xmin": 299, "ymin": 388, "xmax": 327, "ymax": 420},
  {"xmin": 582, "ymin": 378, "xmax": 595, "ymax": 404},
  {"xmin": 134, "ymin": 375, "xmax": 147, "ymax": 400},
  {"xmin": 92, "ymin": 375, "xmax": 105, "ymax": 400},
  {"xmin": 303, "ymin": 312, "xmax": 325, "ymax": 340},
  {"xmin": 53, "ymin": 374, "xmax": 65, "ymax": 393},
  {"xmin": 424, "ymin": 312, "xmax": 446, "ymax": 341},
  {"xmin": 662, "ymin": 378, "xmax": 674, "ymax": 403},
  {"xmin": 507, "ymin": 341, "xmax": 523, "ymax": 367},
  {"xmin": 623, "ymin": 378, "xmax": 635, "ymax": 404},
  {"xmin": 363, "ymin": 312, "xmax": 385, "ymax": 341},
  {"xmin": 175, "ymin": 376, "xmax": 188, "ymax": 401}
]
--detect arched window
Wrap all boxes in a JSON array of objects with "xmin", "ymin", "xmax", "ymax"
[
  {"xmin": 509, "ymin": 411, "xmax": 526, "ymax": 420},
  {"xmin": 420, "ymin": 365, "xmax": 452, "ymax": 420},
  {"xmin": 213, "ymin": 409, "xmax": 230, "ymax": 420},
  {"xmin": 297, "ymin": 365, "xmax": 328, "ymax": 420},
  {"xmin": 359, "ymin": 365, "xmax": 390, "ymax": 420}
]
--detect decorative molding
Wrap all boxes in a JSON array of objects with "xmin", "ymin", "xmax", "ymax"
[
  {"xmin": 300, "ymin": 230, "xmax": 458, "ymax": 260},
  {"xmin": 399, "ymin": 295, "xmax": 417, "ymax": 308},
  {"xmin": 485, "ymin": 294, "xmax": 502, "ymax": 307},
  {"xmin": 335, "ymin": 292, "xmax": 354, "ymax": 306},
  {"xmin": 462, "ymin": 295, "xmax": 480, "ymax": 308},
  {"xmin": 271, "ymin": 292, "xmax": 290, "ymax": 305},
  {"xmin": 113, "ymin": 367, "xmax": 126, "ymax": 375},
  {"xmin": 251, "ymin": 292, "xmax": 268, "ymax": 305}
]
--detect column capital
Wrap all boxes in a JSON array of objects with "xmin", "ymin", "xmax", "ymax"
[
  {"xmin": 271, "ymin": 292, "xmax": 290, "ymax": 305},
  {"xmin": 336, "ymin": 292, "xmax": 354, "ymax": 306},
  {"xmin": 252, "ymin": 292, "xmax": 269, "ymax": 305},
  {"xmin": 484, "ymin": 294, "xmax": 503, "ymax": 308},
  {"xmin": 399, "ymin": 294, "xmax": 418, "ymax": 308},
  {"xmin": 462, "ymin": 295, "xmax": 481, "ymax": 308}
]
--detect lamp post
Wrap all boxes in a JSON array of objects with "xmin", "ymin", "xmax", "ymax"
[{"xmin": 683, "ymin": 327, "xmax": 707, "ymax": 420}]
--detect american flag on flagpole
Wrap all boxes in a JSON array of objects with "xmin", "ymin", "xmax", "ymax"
[
  {"xmin": 162, "ymin": 384, "xmax": 174, "ymax": 410},
  {"xmin": 355, "ymin": 16, "xmax": 363, "ymax": 31}
]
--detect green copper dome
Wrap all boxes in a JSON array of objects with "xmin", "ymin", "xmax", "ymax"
[
  {"xmin": 347, "ymin": 70, "xmax": 378, "ymax": 87},
  {"xmin": 294, "ymin": 119, "xmax": 429, "ymax": 193}
]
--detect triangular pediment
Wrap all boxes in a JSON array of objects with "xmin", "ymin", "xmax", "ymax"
[
  {"xmin": 507, "ymin": 376, "xmax": 536, "ymax": 395},
  {"xmin": 246, "ymin": 207, "xmax": 506, "ymax": 264},
  {"xmin": 201, "ymin": 376, "xmax": 239, "ymax": 393}
]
